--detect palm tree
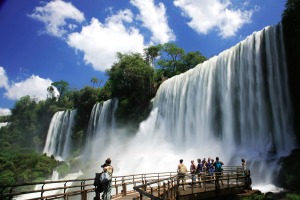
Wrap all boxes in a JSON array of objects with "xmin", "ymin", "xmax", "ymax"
[{"xmin": 91, "ymin": 77, "xmax": 99, "ymax": 88}]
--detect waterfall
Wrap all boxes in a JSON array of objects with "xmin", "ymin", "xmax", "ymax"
[
  {"xmin": 84, "ymin": 99, "xmax": 118, "ymax": 160},
  {"xmin": 104, "ymin": 24, "xmax": 295, "ymax": 187},
  {"xmin": 144, "ymin": 24, "xmax": 295, "ymax": 184},
  {"xmin": 43, "ymin": 110, "xmax": 77, "ymax": 161}
]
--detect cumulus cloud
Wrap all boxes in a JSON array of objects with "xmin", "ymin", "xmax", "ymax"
[
  {"xmin": 67, "ymin": 9, "xmax": 146, "ymax": 71},
  {"xmin": 0, "ymin": 108, "xmax": 11, "ymax": 116},
  {"xmin": 130, "ymin": 0, "xmax": 175, "ymax": 44},
  {"xmin": 0, "ymin": 66, "xmax": 9, "ymax": 89},
  {"xmin": 4, "ymin": 75, "xmax": 55, "ymax": 102},
  {"xmin": 28, "ymin": 0, "xmax": 85, "ymax": 38},
  {"xmin": 173, "ymin": 0, "xmax": 254, "ymax": 38}
]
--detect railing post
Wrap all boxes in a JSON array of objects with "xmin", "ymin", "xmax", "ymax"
[
  {"xmin": 122, "ymin": 183, "xmax": 127, "ymax": 196},
  {"xmin": 227, "ymin": 172, "xmax": 229, "ymax": 189},
  {"xmin": 133, "ymin": 175, "xmax": 135, "ymax": 187},
  {"xmin": 41, "ymin": 184, "xmax": 45, "ymax": 199},
  {"xmin": 82, "ymin": 190, "xmax": 87, "ymax": 200},
  {"xmin": 163, "ymin": 182, "xmax": 166, "ymax": 200},
  {"xmin": 204, "ymin": 173, "xmax": 207, "ymax": 191},
  {"xmin": 64, "ymin": 181, "xmax": 67, "ymax": 194}
]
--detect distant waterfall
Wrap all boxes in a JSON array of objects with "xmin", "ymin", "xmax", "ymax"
[
  {"xmin": 112, "ymin": 24, "xmax": 295, "ymax": 186},
  {"xmin": 43, "ymin": 110, "xmax": 76, "ymax": 161},
  {"xmin": 84, "ymin": 99, "xmax": 118, "ymax": 159}
]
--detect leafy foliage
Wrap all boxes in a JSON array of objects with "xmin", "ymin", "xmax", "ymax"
[
  {"xmin": 0, "ymin": 42, "xmax": 207, "ymax": 186},
  {"xmin": 0, "ymin": 151, "xmax": 58, "ymax": 186},
  {"xmin": 72, "ymin": 86, "xmax": 107, "ymax": 148},
  {"xmin": 106, "ymin": 52, "xmax": 154, "ymax": 128},
  {"xmin": 278, "ymin": 148, "xmax": 300, "ymax": 190},
  {"xmin": 153, "ymin": 43, "xmax": 206, "ymax": 87}
]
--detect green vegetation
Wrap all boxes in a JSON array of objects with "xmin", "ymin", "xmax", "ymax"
[
  {"xmin": 106, "ymin": 52, "xmax": 155, "ymax": 128},
  {"xmin": 278, "ymin": 148, "xmax": 300, "ymax": 191},
  {"xmin": 286, "ymin": 193, "xmax": 300, "ymax": 200},
  {"xmin": 240, "ymin": 192, "xmax": 300, "ymax": 200},
  {"xmin": 0, "ymin": 0, "xmax": 299, "ymax": 190},
  {"xmin": 0, "ymin": 150, "xmax": 59, "ymax": 186},
  {"xmin": 0, "ymin": 43, "xmax": 206, "ymax": 186}
]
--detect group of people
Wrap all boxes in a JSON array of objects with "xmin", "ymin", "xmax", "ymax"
[
  {"xmin": 94, "ymin": 157, "xmax": 247, "ymax": 199},
  {"xmin": 177, "ymin": 157, "xmax": 247, "ymax": 188},
  {"xmin": 178, "ymin": 157, "xmax": 225, "ymax": 178}
]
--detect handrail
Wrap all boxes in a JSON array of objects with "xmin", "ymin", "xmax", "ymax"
[
  {"xmin": 0, "ymin": 168, "xmax": 251, "ymax": 200},
  {"xmin": 0, "ymin": 171, "xmax": 177, "ymax": 200},
  {"xmin": 133, "ymin": 167, "xmax": 252, "ymax": 200}
]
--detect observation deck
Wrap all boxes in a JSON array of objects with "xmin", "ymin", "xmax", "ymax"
[{"xmin": 0, "ymin": 166, "xmax": 251, "ymax": 200}]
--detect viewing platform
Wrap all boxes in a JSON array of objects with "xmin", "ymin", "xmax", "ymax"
[{"xmin": 0, "ymin": 166, "xmax": 251, "ymax": 200}]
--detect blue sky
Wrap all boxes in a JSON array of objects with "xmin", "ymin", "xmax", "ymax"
[{"xmin": 0, "ymin": 0, "xmax": 286, "ymax": 115}]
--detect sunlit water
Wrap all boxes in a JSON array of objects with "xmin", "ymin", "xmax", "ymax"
[
  {"xmin": 84, "ymin": 24, "xmax": 295, "ymax": 186},
  {"xmin": 42, "ymin": 24, "xmax": 296, "ymax": 196},
  {"xmin": 253, "ymin": 184, "xmax": 286, "ymax": 194}
]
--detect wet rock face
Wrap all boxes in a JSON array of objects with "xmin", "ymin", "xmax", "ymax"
[{"xmin": 278, "ymin": 148, "xmax": 300, "ymax": 191}]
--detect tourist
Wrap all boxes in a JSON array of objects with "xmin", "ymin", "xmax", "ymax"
[
  {"xmin": 213, "ymin": 157, "xmax": 224, "ymax": 188},
  {"xmin": 177, "ymin": 159, "xmax": 188, "ymax": 190},
  {"xmin": 190, "ymin": 160, "xmax": 197, "ymax": 184},
  {"xmin": 241, "ymin": 158, "xmax": 247, "ymax": 175},
  {"xmin": 207, "ymin": 157, "xmax": 214, "ymax": 177},
  {"xmin": 196, "ymin": 158, "xmax": 203, "ymax": 187},
  {"xmin": 102, "ymin": 158, "xmax": 114, "ymax": 200},
  {"xmin": 202, "ymin": 158, "xmax": 207, "ymax": 173},
  {"xmin": 241, "ymin": 158, "xmax": 246, "ymax": 170}
]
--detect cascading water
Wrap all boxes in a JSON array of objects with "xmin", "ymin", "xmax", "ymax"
[
  {"xmin": 43, "ymin": 110, "xmax": 77, "ymax": 161},
  {"xmin": 83, "ymin": 99, "xmax": 118, "ymax": 160},
  {"xmin": 94, "ymin": 24, "xmax": 295, "ymax": 190},
  {"xmin": 144, "ymin": 24, "xmax": 295, "ymax": 185}
]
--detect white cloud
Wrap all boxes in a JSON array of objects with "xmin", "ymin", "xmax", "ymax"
[
  {"xmin": 67, "ymin": 9, "xmax": 146, "ymax": 71},
  {"xmin": 28, "ymin": 0, "xmax": 85, "ymax": 38},
  {"xmin": 0, "ymin": 108, "xmax": 11, "ymax": 116},
  {"xmin": 0, "ymin": 66, "xmax": 9, "ymax": 89},
  {"xmin": 4, "ymin": 75, "xmax": 55, "ymax": 102},
  {"xmin": 173, "ymin": 0, "xmax": 254, "ymax": 38},
  {"xmin": 130, "ymin": 0, "xmax": 175, "ymax": 44}
]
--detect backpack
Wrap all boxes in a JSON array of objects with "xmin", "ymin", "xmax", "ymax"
[
  {"xmin": 215, "ymin": 162, "xmax": 223, "ymax": 172},
  {"xmin": 196, "ymin": 163, "xmax": 202, "ymax": 173},
  {"xmin": 100, "ymin": 171, "xmax": 111, "ymax": 183},
  {"xmin": 93, "ymin": 173, "xmax": 101, "ymax": 186},
  {"xmin": 93, "ymin": 173, "xmax": 104, "ymax": 193}
]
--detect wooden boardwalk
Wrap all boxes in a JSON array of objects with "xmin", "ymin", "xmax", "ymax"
[{"xmin": 0, "ymin": 167, "xmax": 251, "ymax": 200}]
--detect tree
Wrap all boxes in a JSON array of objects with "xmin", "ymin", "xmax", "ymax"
[
  {"xmin": 181, "ymin": 51, "xmax": 206, "ymax": 71},
  {"xmin": 154, "ymin": 43, "xmax": 206, "ymax": 85},
  {"xmin": 91, "ymin": 77, "xmax": 99, "ymax": 88},
  {"xmin": 51, "ymin": 81, "xmax": 70, "ymax": 101},
  {"xmin": 106, "ymin": 52, "xmax": 154, "ymax": 102},
  {"xmin": 144, "ymin": 45, "xmax": 162, "ymax": 66},
  {"xmin": 106, "ymin": 52, "xmax": 154, "ymax": 127},
  {"xmin": 157, "ymin": 43, "xmax": 185, "ymax": 77}
]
